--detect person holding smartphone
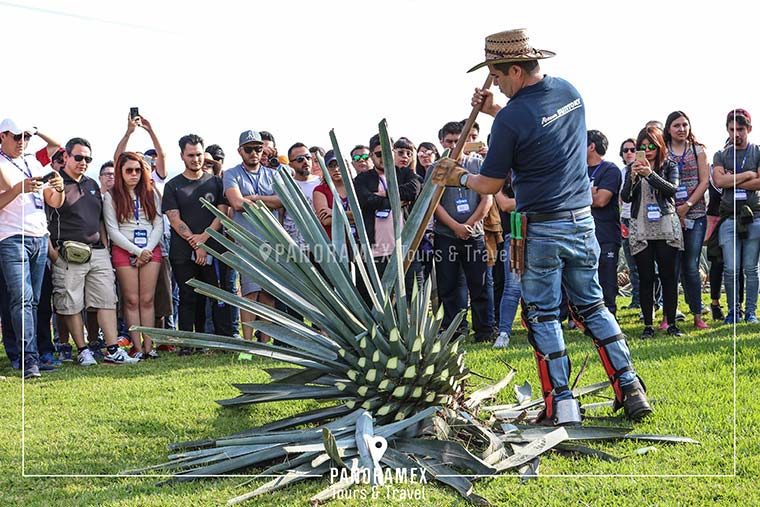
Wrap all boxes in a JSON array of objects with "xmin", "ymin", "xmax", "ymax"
[
  {"xmin": 0, "ymin": 119, "xmax": 65, "ymax": 378},
  {"xmin": 103, "ymin": 152, "xmax": 164, "ymax": 360},
  {"xmin": 621, "ymin": 126, "xmax": 683, "ymax": 338}
]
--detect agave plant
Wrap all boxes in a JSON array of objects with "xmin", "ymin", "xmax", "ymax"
[{"xmin": 128, "ymin": 121, "xmax": 691, "ymax": 505}]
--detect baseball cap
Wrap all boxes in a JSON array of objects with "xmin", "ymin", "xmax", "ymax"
[
  {"xmin": 51, "ymin": 147, "xmax": 65, "ymax": 161},
  {"xmin": 277, "ymin": 154, "xmax": 289, "ymax": 165},
  {"xmin": 0, "ymin": 118, "xmax": 32, "ymax": 135},
  {"xmin": 324, "ymin": 150, "xmax": 337, "ymax": 166},
  {"xmin": 144, "ymin": 148, "xmax": 157, "ymax": 157},
  {"xmin": 727, "ymin": 108, "xmax": 751, "ymax": 126},
  {"xmin": 238, "ymin": 130, "xmax": 263, "ymax": 147}
]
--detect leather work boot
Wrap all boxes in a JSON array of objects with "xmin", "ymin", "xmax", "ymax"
[{"xmin": 620, "ymin": 379, "xmax": 652, "ymax": 421}]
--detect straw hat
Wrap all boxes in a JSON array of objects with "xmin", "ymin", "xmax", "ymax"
[{"xmin": 467, "ymin": 28, "xmax": 555, "ymax": 73}]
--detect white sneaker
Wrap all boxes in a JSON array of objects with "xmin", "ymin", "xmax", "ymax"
[
  {"xmin": 78, "ymin": 348, "xmax": 97, "ymax": 366},
  {"xmin": 493, "ymin": 332, "xmax": 510, "ymax": 349},
  {"xmin": 146, "ymin": 350, "xmax": 159, "ymax": 359},
  {"xmin": 132, "ymin": 351, "xmax": 143, "ymax": 361},
  {"xmin": 104, "ymin": 348, "xmax": 140, "ymax": 364}
]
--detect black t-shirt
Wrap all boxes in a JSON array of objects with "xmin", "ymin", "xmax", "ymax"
[
  {"xmin": 46, "ymin": 171, "xmax": 104, "ymax": 248},
  {"xmin": 588, "ymin": 160, "xmax": 621, "ymax": 245},
  {"xmin": 162, "ymin": 172, "xmax": 227, "ymax": 261}
]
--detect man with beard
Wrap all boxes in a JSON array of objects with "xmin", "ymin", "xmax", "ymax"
[
  {"xmin": 282, "ymin": 143, "xmax": 321, "ymax": 252},
  {"xmin": 163, "ymin": 134, "xmax": 234, "ymax": 353},
  {"xmin": 223, "ymin": 130, "xmax": 282, "ymax": 341}
]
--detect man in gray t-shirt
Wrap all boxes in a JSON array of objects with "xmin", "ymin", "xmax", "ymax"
[
  {"xmin": 428, "ymin": 121, "xmax": 495, "ymax": 342},
  {"xmin": 223, "ymin": 129, "xmax": 282, "ymax": 341}
]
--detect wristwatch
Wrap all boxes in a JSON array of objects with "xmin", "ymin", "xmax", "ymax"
[
  {"xmin": 459, "ymin": 172, "xmax": 469, "ymax": 188},
  {"xmin": 686, "ymin": 201, "xmax": 693, "ymax": 207}
]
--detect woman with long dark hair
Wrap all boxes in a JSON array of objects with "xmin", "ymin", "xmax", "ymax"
[
  {"xmin": 663, "ymin": 111, "xmax": 710, "ymax": 329},
  {"xmin": 621, "ymin": 127, "xmax": 684, "ymax": 338},
  {"xmin": 416, "ymin": 142, "xmax": 439, "ymax": 179},
  {"xmin": 103, "ymin": 152, "xmax": 164, "ymax": 359}
]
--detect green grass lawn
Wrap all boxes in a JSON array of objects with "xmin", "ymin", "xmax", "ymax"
[{"xmin": 1, "ymin": 300, "xmax": 757, "ymax": 506}]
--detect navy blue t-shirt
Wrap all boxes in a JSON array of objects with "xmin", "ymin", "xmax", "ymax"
[
  {"xmin": 479, "ymin": 76, "xmax": 591, "ymax": 213},
  {"xmin": 588, "ymin": 160, "xmax": 621, "ymax": 245}
]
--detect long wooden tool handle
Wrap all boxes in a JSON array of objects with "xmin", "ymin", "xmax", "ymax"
[{"xmin": 404, "ymin": 74, "xmax": 494, "ymax": 271}]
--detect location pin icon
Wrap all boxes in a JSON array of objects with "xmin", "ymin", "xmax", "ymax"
[{"xmin": 366, "ymin": 435, "xmax": 388, "ymax": 467}]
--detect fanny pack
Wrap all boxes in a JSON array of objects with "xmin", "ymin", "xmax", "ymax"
[{"xmin": 61, "ymin": 241, "xmax": 92, "ymax": 264}]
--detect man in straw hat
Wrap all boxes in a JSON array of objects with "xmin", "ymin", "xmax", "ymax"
[{"xmin": 432, "ymin": 28, "xmax": 651, "ymax": 425}]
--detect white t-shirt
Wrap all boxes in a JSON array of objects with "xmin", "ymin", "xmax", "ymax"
[{"xmin": 0, "ymin": 152, "xmax": 49, "ymax": 241}]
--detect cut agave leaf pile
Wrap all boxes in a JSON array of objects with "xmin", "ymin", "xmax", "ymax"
[{"xmin": 130, "ymin": 121, "xmax": 695, "ymax": 505}]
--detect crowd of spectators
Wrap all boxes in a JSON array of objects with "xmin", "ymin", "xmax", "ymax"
[{"xmin": 0, "ymin": 107, "xmax": 755, "ymax": 379}]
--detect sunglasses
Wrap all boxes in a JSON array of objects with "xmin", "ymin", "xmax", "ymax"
[
  {"xmin": 352, "ymin": 153, "xmax": 370, "ymax": 161},
  {"xmin": 123, "ymin": 167, "xmax": 141, "ymax": 175},
  {"xmin": 243, "ymin": 145, "xmax": 263, "ymax": 154},
  {"xmin": 11, "ymin": 133, "xmax": 34, "ymax": 142},
  {"xmin": 373, "ymin": 150, "xmax": 383, "ymax": 158},
  {"xmin": 72, "ymin": 154, "xmax": 93, "ymax": 163},
  {"xmin": 622, "ymin": 148, "xmax": 636, "ymax": 153},
  {"xmin": 418, "ymin": 150, "xmax": 435, "ymax": 157},
  {"xmin": 639, "ymin": 143, "xmax": 657, "ymax": 151},
  {"xmin": 293, "ymin": 154, "xmax": 312, "ymax": 163}
]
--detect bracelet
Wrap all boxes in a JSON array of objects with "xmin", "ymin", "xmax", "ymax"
[{"xmin": 686, "ymin": 201, "xmax": 693, "ymax": 207}]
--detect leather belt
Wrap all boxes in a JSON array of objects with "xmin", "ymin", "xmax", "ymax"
[{"xmin": 526, "ymin": 206, "xmax": 592, "ymax": 224}]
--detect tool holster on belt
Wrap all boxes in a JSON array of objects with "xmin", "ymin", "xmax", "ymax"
[{"xmin": 509, "ymin": 211, "xmax": 527, "ymax": 276}]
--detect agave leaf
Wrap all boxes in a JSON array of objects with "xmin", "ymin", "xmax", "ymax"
[
  {"xmin": 266, "ymin": 173, "xmax": 373, "ymax": 325},
  {"xmin": 254, "ymin": 405, "xmax": 354, "ymax": 433},
  {"xmin": 555, "ymin": 443, "xmax": 622, "ymax": 462},
  {"xmin": 309, "ymin": 474, "xmax": 358, "ymax": 505},
  {"xmin": 465, "ymin": 368, "xmax": 516, "ymax": 409},
  {"xmin": 624, "ymin": 434, "xmax": 700, "ymax": 444},
  {"xmin": 504, "ymin": 425, "xmax": 632, "ymax": 443},
  {"xmin": 245, "ymin": 322, "xmax": 339, "ymax": 361},
  {"xmin": 514, "ymin": 381, "xmax": 533, "ymax": 405},
  {"xmin": 494, "ymin": 427, "xmax": 568, "ymax": 471},
  {"xmin": 135, "ymin": 325, "xmax": 347, "ymax": 374},
  {"xmin": 328, "ymin": 130, "xmax": 384, "ymax": 307},
  {"xmin": 162, "ymin": 446, "xmax": 288, "ymax": 483},
  {"xmin": 377, "ymin": 121, "xmax": 410, "ymax": 334},
  {"xmin": 394, "ymin": 438, "xmax": 495, "ymax": 475},
  {"xmin": 517, "ymin": 456, "xmax": 540, "ymax": 483},
  {"xmin": 411, "ymin": 455, "xmax": 492, "ymax": 506},
  {"xmin": 227, "ymin": 462, "xmax": 328, "ymax": 505},
  {"xmin": 379, "ymin": 174, "xmax": 439, "ymax": 297},
  {"xmin": 572, "ymin": 381, "xmax": 611, "ymax": 398},
  {"xmin": 322, "ymin": 428, "xmax": 347, "ymax": 468}
]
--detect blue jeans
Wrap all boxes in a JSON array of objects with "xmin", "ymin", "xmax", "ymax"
[
  {"xmin": 434, "ymin": 234, "xmax": 495, "ymax": 338},
  {"xmin": 675, "ymin": 216, "xmax": 707, "ymax": 314},
  {"xmin": 521, "ymin": 215, "xmax": 636, "ymax": 401},
  {"xmin": 719, "ymin": 217, "xmax": 760, "ymax": 315},
  {"xmin": 0, "ymin": 266, "xmax": 19, "ymax": 362},
  {"xmin": 0, "ymin": 234, "xmax": 48, "ymax": 367},
  {"xmin": 621, "ymin": 218, "xmax": 640, "ymax": 305},
  {"xmin": 499, "ymin": 235, "xmax": 522, "ymax": 335}
]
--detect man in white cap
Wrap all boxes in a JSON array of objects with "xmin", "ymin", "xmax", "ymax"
[
  {"xmin": 0, "ymin": 119, "xmax": 65, "ymax": 378},
  {"xmin": 433, "ymin": 29, "xmax": 651, "ymax": 425}
]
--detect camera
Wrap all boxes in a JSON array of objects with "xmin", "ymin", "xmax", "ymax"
[{"xmin": 268, "ymin": 156, "xmax": 280, "ymax": 167}]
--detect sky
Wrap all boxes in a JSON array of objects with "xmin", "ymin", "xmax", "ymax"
[{"xmin": 2, "ymin": 0, "xmax": 757, "ymax": 179}]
